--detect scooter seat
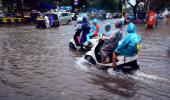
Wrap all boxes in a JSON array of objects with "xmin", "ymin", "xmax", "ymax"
[{"xmin": 116, "ymin": 55, "xmax": 138, "ymax": 65}]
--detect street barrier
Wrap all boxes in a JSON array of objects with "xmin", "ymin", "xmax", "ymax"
[{"xmin": 0, "ymin": 17, "xmax": 28, "ymax": 24}]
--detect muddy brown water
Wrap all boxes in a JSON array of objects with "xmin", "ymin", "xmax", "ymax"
[{"xmin": 0, "ymin": 21, "xmax": 170, "ymax": 100}]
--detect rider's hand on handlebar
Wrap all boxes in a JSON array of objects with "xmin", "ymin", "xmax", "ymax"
[{"xmin": 98, "ymin": 37, "xmax": 103, "ymax": 42}]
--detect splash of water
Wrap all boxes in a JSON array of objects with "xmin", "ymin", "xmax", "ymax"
[
  {"xmin": 75, "ymin": 57, "xmax": 170, "ymax": 84},
  {"xmin": 107, "ymin": 68, "xmax": 169, "ymax": 84},
  {"xmin": 75, "ymin": 57, "xmax": 94, "ymax": 71},
  {"xmin": 129, "ymin": 71, "xmax": 170, "ymax": 83}
]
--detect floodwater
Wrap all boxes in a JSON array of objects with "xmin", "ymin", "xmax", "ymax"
[{"xmin": 0, "ymin": 21, "xmax": 170, "ymax": 100}]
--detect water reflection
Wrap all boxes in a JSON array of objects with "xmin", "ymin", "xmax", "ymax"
[
  {"xmin": 0, "ymin": 21, "xmax": 170, "ymax": 100},
  {"xmin": 87, "ymin": 72, "xmax": 137, "ymax": 98}
]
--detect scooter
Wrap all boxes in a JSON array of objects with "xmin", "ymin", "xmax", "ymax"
[
  {"xmin": 69, "ymin": 25, "xmax": 96, "ymax": 52},
  {"xmin": 84, "ymin": 38, "xmax": 140, "ymax": 74},
  {"xmin": 69, "ymin": 26, "xmax": 82, "ymax": 50}
]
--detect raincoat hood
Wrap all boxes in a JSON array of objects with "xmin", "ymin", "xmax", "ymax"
[
  {"xmin": 116, "ymin": 22, "xmax": 141, "ymax": 56},
  {"xmin": 127, "ymin": 23, "xmax": 136, "ymax": 33},
  {"xmin": 82, "ymin": 17, "xmax": 87, "ymax": 22},
  {"xmin": 93, "ymin": 18, "xmax": 98, "ymax": 24},
  {"xmin": 105, "ymin": 23, "xmax": 111, "ymax": 32}
]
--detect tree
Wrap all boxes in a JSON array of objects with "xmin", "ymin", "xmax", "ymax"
[
  {"xmin": 78, "ymin": 0, "xmax": 89, "ymax": 8},
  {"xmin": 2, "ymin": 0, "xmax": 14, "ymax": 12},
  {"xmin": 126, "ymin": 0, "xmax": 146, "ymax": 20},
  {"xmin": 2, "ymin": 0, "xmax": 24, "ymax": 16},
  {"xmin": 150, "ymin": 0, "xmax": 170, "ymax": 13},
  {"xmin": 125, "ymin": 0, "xmax": 170, "ymax": 19},
  {"xmin": 100, "ymin": 0, "xmax": 119, "ymax": 12},
  {"xmin": 22, "ymin": 0, "xmax": 59, "ymax": 10},
  {"xmin": 22, "ymin": 0, "xmax": 40, "ymax": 10},
  {"xmin": 58, "ymin": 0, "xmax": 89, "ymax": 11}
]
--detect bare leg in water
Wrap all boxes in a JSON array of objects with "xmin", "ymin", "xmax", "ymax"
[
  {"xmin": 101, "ymin": 44, "xmax": 114, "ymax": 64},
  {"xmin": 112, "ymin": 52, "xmax": 117, "ymax": 70}
]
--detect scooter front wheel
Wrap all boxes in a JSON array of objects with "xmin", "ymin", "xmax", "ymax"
[
  {"xmin": 69, "ymin": 42, "xmax": 76, "ymax": 50},
  {"xmin": 84, "ymin": 55, "xmax": 96, "ymax": 65}
]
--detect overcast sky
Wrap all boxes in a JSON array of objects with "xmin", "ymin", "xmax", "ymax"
[{"xmin": 129, "ymin": 0, "xmax": 136, "ymax": 6}]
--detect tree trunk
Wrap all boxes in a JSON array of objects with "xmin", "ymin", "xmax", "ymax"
[
  {"xmin": 133, "ymin": 6, "xmax": 137, "ymax": 20},
  {"xmin": 37, "ymin": 0, "xmax": 40, "ymax": 10}
]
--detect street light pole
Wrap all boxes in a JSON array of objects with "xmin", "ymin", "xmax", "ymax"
[
  {"xmin": 16, "ymin": 0, "xmax": 24, "ymax": 17},
  {"xmin": 147, "ymin": 0, "xmax": 150, "ymax": 12},
  {"xmin": 146, "ymin": 0, "xmax": 151, "ymax": 28},
  {"xmin": 121, "ymin": 0, "xmax": 125, "ymax": 17},
  {"xmin": 74, "ymin": 0, "xmax": 79, "ymax": 13},
  {"xmin": 20, "ymin": 0, "xmax": 24, "ymax": 17},
  {"xmin": 0, "ymin": 0, "xmax": 3, "ymax": 13}
]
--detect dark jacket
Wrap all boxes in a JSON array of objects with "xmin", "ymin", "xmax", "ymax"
[{"xmin": 80, "ymin": 17, "xmax": 90, "ymax": 48}]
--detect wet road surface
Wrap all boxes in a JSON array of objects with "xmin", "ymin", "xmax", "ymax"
[{"xmin": 0, "ymin": 21, "xmax": 170, "ymax": 100}]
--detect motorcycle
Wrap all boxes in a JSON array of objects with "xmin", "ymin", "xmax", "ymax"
[
  {"xmin": 84, "ymin": 38, "xmax": 140, "ymax": 74},
  {"xmin": 69, "ymin": 24, "xmax": 96, "ymax": 52},
  {"xmin": 69, "ymin": 26, "xmax": 82, "ymax": 50}
]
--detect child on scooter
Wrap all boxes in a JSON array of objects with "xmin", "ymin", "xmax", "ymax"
[{"xmin": 101, "ymin": 22, "xmax": 123, "ymax": 63}]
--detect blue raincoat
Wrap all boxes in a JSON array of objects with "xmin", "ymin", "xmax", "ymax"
[
  {"xmin": 115, "ymin": 23, "xmax": 141, "ymax": 56},
  {"xmin": 80, "ymin": 17, "xmax": 91, "ymax": 48}
]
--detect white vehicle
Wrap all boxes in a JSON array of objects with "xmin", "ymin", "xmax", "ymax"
[
  {"xmin": 77, "ymin": 13, "xmax": 88, "ymax": 23},
  {"xmin": 69, "ymin": 26, "xmax": 82, "ymax": 50},
  {"xmin": 106, "ymin": 13, "xmax": 113, "ymax": 19},
  {"xmin": 70, "ymin": 13, "xmax": 77, "ymax": 20},
  {"xmin": 0, "ymin": 13, "xmax": 4, "ymax": 18},
  {"xmin": 69, "ymin": 26, "xmax": 93, "ymax": 52},
  {"xmin": 0, "ymin": 10, "xmax": 4, "ymax": 18},
  {"xmin": 84, "ymin": 38, "xmax": 140, "ymax": 74},
  {"xmin": 55, "ymin": 12, "xmax": 72, "ymax": 25}
]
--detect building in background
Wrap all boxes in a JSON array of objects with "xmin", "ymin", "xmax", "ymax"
[
  {"xmin": 0, "ymin": 0, "xmax": 4, "ymax": 17},
  {"xmin": 0, "ymin": 0, "xmax": 3, "ymax": 12},
  {"xmin": 1, "ymin": 0, "xmax": 58, "ymax": 13}
]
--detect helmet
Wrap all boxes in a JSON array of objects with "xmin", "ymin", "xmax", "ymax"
[
  {"xmin": 105, "ymin": 23, "xmax": 111, "ymax": 32},
  {"xmin": 82, "ymin": 17, "xmax": 87, "ymax": 22},
  {"xmin": 127, "ymin": 22, "xmax": 136, "ymax": 33},
  {"xmin": 92, "ymin": 18, "xmax": 98, "ymax": 24}
]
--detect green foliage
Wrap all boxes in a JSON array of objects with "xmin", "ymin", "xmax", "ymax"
[
  {"xmin": 59, "ymin": 0, "xmax": 73, "ymax": 6},
  {"xmin": 59, "ymin": 0, "xmax": 89, "ymax": 8},
  {"xmin": 151, "ymin": 0, "xmax": 170, "ymax": 12},
  {"xmin": 100, "ymin": 0, "xmax": 119, "ymax": 11},
  {"xmin": 79, "ymin": 0, "xmax": 89, "ymax": 8},
  {"xmin": 87, "ymin": 0, "xmax": 120, "ymax": 11}
]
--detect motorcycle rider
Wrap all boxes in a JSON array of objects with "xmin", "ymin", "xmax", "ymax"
[
  {"xmin": 112, "ymin": 22, "xmax": 142, "ymax": 69},
  {"xmin": 79, "ymin": 17, "xmax": 91, "ymax": 50},
  {"xmin": 101, "ymin": 22, "xmax": 123, "ymax": 63},
  {"xmin": 86, "ymin": 18, "xmax": 100, "ymax": 43}
]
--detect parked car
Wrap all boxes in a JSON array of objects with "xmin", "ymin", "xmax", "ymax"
[
  {"xmin": 97, "ymin": 10, "xmax": 106, "ymax": 19},
  {"xmin": 36, "ymin": 16, "xmax": 46, "ymax": 28},
  {"xmin": 113, "ymin": 13, "xmax": 122, "ymax": 18},
  {"xmin": 0, "ymin": 12, "xmax": 4, "ymax": 18},
  {"xmin": 106, "ymin": 13, "xmax": 113, "ymax": 19},
  {"xmin": 156, "ymin": 14, "xmax": 164, "ymax": 19},
  {"xmin": 127, "ymin": 14, "xmax": 134, "ymax": 21},
  {"xmin": 77, "ymin": 13, "xmax": 88, "ymax": 23},
  {"xmin": 55, "ymin": 12, "xmax": 72, "ymax": 25},
  {"xmin": 42, "ymin": 13, "xmax": 60, "ymax": 27},
  {"xmin": 4, "ymin": 13, "xmax": 17, "ymax": 17},
  {"xmin": 60, "ymin": 6, "xmax": 72, "ymax": 12},
  {"xmin": 30, "ymin": 11, "xmax": 41, "ymax": 23},
  {"xmin": 70, "ymin": 13, "xmax": 77, "ymax": 20},
  {"xmin": 89, "ymin": 12, "xmax": 97, "ymax": 19}
]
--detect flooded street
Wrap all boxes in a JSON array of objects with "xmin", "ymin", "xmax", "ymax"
[{"xmin": 0, "ymin": 21, "xmax": 170, "ymax": 100}]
